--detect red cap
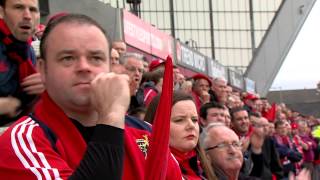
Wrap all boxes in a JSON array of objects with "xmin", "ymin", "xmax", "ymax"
[
  {"xmin": 149, "ymin": 59, "xmax": 164, "ymax": 71},
  {"xmin": 245, "ymin": 93, "xmax": 258, "ymax": 101},
  {"xmin": 192, "ymin": 73, "xmax": 212, "ymax": 86},
  {"xmin": 291, "ymin": 123, "xmax": 299, "ymax": 130}
]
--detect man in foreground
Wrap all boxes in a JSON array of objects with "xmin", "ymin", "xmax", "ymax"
[{"xmin": 0, "ymin": 13, "xmax": 181, "ymax": 179}]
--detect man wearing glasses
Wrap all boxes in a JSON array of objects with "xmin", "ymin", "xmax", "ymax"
[
  {"xmin": 201, "ymin": 123, "xmax": 244, "ymax": 180},
  {"xmin": 119, "ymin": 52, "xmax": 144, "ymax": 111}
]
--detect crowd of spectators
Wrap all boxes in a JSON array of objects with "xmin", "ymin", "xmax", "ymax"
[{"xmin": 0, "ymin": 0, "xmax": 320, "ymax": 179}]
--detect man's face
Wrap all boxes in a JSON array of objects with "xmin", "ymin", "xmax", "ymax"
[
  {"xmin": 278, "ymin": 113, "xmax": 287, "ymax": 121},
  {"xmin": 261, "ymin": 99, "xmax": 269, "ymax": 109},
  {"xmin": 124, "ymin": 57, "xmax": 144, "ymax": 93},
  {"xmin": 143, "ymin": 61, "xmax": 149, "ymax": 73},
  {"xmin": 39, "ymin": 23, "xmax": 109, "ymax": 113},
  {"xmin": 224, "ymin": 109, "xmax": 231, "ymax": 127},
  {"xmin": 297, "ymin": 122, "xmax": 308, "ymax": 134},
  {"xmin": 173, "ymin": 67, "xmax": 180, "ymax": 82},
  {"xmin": 213, "ymin": 79, "xmax": 228, "ymax": 103},
  {"xmin": 170, "ymin": 100, "xmax": 199, "ymax": 153},
  {"xmin": 177, "ymin": 73, "xmax": 184, "ymax": 82},
  {"xmin": 110, "ymin": 49, "xmax": 120, "ymax": 65},
  {"xmin": 253, "ymin": 99, "xmax": 263, "ymax": 112},
  {"xmin": 194, "ymin": 79, "xmax": 209, "ymax": 95},
  {"xmin": 206, "ymin": 127, "xmax": 243, "ymax": 173},
  {"xmin": 231, "ymin": 110, "xmax": 250, "ymax": 135},
  {"xmin": 252, "ymin": 117, "xmax": 269, "ymax": 137},
  {"xmin": 204, "ymin": 107, "xmax": 225, "ymax": 126},
  {"xmin": 226, "ymin": 86, "xmax": 232, "ymax": 96},
  {"xmin": 275, "ymin": 123, "xmax": 288, "ymax": 136},
  {"xmin": 112, "ymin": 41, "xmax": 126, "ymax": 55},
  {"xmin": 268, "ymin": 123, "xmax": 275, "ymax": 136},
  {"xmin": 1, "ymin": 0, "xmax": 40, "ymax": 41}
]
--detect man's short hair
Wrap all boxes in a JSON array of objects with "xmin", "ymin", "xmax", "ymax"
[
  {"xmin": 229, "ymin": 107, "xmax": 248, "ymax": 122},
  {"xmin": 40, "ymin": 14, "xmax": 110, "ymax": 60},
  {"xmin": 249, "ymin": 112, "xmax": 261, "ymax": 118},
  {"xmin": 213, "ymin": 77, "xmax": 227, "ymax": 85},
  {"xmin": 119, "ymin": 52, "xmax": 144, "ymax": 65},
  {"xmin": 200, "ymin": 102, "xmax": 225, "ymax": 119},
  {"xmin": 274, "ymin": 120, "xmax": 285, "ymax": 129}
]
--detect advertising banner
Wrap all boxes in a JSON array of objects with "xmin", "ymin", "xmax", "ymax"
[
  {"xmin": 228, "ymin": 69, "xmax": 244, "ymax": 90},
  {"xmin": 244, "ymin": 77, "xmax": 256, "ymax": 93},
  {"xmin": 176, "ymin": 41, "xmax": 207, "ymax": 74},
  {"xmin": 207, "ymin": 58, "xmax": 228, "ymax": 81},
  {"xmin": 123, "ymin": 10, "xmax": 173, "ymax": 59}
]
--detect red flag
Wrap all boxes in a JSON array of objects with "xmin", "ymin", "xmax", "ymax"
[
  {"xmin": 144, "ymin": 56, "xmax": 173, "ymax": 180},
  {"xmin": 262, "ymin": 103, "xmax": 276, "ymax": 122}
]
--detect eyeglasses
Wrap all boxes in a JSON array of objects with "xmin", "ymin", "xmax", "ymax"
[
  {"xmin": 205, "ymin": 141, "xmax": 242, "ymax": 151},
  {"xmin": 125, "ymin": 66, "xmax": 144, "ymax": 74}
]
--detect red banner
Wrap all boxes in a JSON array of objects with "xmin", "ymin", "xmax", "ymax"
[{"xmin": 123, "ymin": 10, "xmax": 173, "ymax": 59}]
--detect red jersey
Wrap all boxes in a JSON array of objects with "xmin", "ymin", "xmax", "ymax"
[{"xmin": 0, "ymin": 92, "xmax": 182, "ymax": 179}]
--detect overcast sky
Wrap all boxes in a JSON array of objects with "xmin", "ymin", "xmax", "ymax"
[{"xmin": 271, "ymin": 1, "xmax": 320, "ymax": 91}]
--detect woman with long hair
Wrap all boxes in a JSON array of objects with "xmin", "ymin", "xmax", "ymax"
[{"xmin": 145, "ymin": 91, "xmax": 217, "ymax": 180}]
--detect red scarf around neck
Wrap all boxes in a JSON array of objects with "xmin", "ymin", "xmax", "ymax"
[
  {"xmin": 0, "ymin": 19, "xmax": 36, "ymax": 83},
  {"xmin": 33, "ymin": 56, "xmax": 175, "ymax": 178},
  {"xmin": 33, "ymin": 92, "xmax": 86, "ymax": 169},
  {"xmin": 171, "ymin": 148, "xmax": 202, "ymax": 180}
]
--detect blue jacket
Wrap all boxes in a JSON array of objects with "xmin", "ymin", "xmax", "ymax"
[{"xmin": 0, "ymin": 41, "xmax": 37, "ymax": 125}]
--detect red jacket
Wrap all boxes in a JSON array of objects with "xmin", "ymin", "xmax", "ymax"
[
  {"xmin": 143, "ymin": 87, "xmax": 158, "ymax": 107},
  {"xmin": 0, "ymin": 92, "xmax": 182, "ymax": 179}
]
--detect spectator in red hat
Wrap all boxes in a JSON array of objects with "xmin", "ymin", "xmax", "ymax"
[
  {"xmin": 148, "ymin": 59, "xmax": 164, "ymax": 72},
  {"xmin": 242, "ymin": 93, "xmax": 259, "ymax": 115},
  {"xmin": 191, "ymin": 74, "xmax": 212, "ymax": 113}
]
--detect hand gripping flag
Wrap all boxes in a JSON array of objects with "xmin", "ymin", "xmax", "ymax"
[{"xmin": 144, "ymin": 56, "xmax": 173, "ymax": 180}]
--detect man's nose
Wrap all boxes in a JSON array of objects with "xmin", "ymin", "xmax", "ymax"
[
  {"xmin": 23, "ymin": 9, "xmax": 32, "ymax": 20},
  {"xmin": 76, "ymin": 58, "xmax": 91, "ymax": 71}
]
